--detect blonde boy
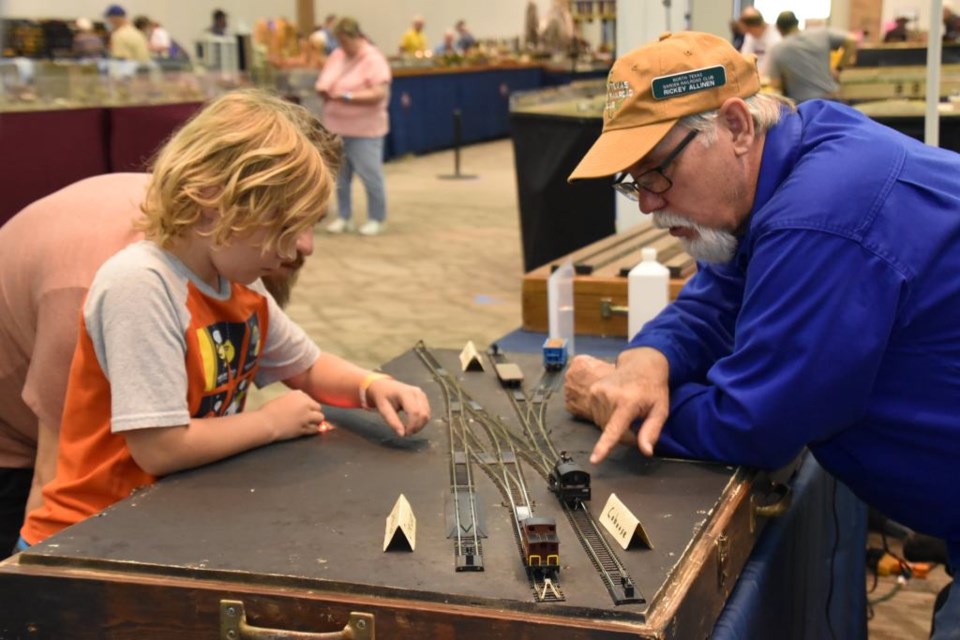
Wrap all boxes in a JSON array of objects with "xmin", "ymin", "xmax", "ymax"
[{"xmin": 20, "ymin": 90, "xmax": 430, "ymax": 548}]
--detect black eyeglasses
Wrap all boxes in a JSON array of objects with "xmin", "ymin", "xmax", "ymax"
[{"xmin": 613, "ymin": 129, "xmax": 699, "ymax": 199}]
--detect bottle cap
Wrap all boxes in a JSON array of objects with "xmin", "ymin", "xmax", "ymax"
[{"xmin": 642, "ymin": 247, "xmax": 658, "ymax": 261}]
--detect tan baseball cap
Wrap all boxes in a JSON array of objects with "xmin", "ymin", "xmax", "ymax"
[{"xmin": 568, "ymin": 31, "xmax": 761, "ymax": 181}]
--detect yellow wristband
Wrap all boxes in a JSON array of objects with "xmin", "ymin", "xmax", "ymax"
[{"xmin": 360, "ymin": 372, "xmax": 391, "ymax": 409}]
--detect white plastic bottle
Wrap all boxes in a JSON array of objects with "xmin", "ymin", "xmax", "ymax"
[{"xmin": 627, "ymin": 247, "xmax": 669, "ymax": 339}]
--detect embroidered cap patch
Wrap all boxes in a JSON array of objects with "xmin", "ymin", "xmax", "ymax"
[
  {"xmin": 651, "ymin": 65, "xmax": 726, "ymax": 100},
  {"xmin": 604, "ymin": 79, "xmax": 633, "ymax": 118}
]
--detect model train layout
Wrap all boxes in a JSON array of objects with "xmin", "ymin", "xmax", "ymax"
[{"xmin": 414, "ymin": 341, "xmax": 642, "ymax": 605}]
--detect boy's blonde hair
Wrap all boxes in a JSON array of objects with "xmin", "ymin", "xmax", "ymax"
[{"xmin": 139, "ymin": 89, "xmax": 339, "ymax": 256}]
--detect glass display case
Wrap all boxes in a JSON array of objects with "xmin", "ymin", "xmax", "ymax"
[
  {"xmin": 509, "ymin": 78, "xmax": 604, "ymax": 117},
  {"xmin": 0, "ymin": 59, "xmax": 228, "ymax": 111}
]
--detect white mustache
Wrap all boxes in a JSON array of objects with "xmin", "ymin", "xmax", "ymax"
[
  {"xmin": 651, "ymin": 210, "xmax": 739, "ymax": 264},
  {"xmin": 653, "ymin": 210, "xmax": 697, "ymax": 230}
]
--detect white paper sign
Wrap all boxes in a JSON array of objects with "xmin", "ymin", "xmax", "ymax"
[
  {"xmin": 600, "ymin": 493, "xmax": 653, "ymax": 550},
  {"xmin": 383, "ymin": 494, "xmax": 417, "ymax": 552},
  {"xmin": 458, "ymin": 341, "xmax": 484, "ymax": 372}
]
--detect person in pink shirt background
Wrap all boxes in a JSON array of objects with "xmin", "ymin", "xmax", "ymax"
[{"xmin": 315, "ymin": 17, "xmax": 392, "ymax": 236}]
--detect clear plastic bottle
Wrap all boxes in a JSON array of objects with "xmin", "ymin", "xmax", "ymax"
[
  {"xmin": 548, "ymin": 259, "xmax": 575, "ymax": 356},
  {"xmin": 627, "ymin": 247, "xmax": 669, "ymax": 339}
]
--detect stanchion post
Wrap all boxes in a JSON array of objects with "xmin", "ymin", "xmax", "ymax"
[
  {"xmin": 439, "ymin": 108, "xmax": 478, "ymax": 180},
  {"xmin": 453, "ymin": 108, "xmax": 462, "ymax": 176}
]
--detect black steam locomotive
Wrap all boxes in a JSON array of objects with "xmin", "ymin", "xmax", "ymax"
[{"xmin": 548, "ymin": 452, "xmax": 591, "ymax": 504}]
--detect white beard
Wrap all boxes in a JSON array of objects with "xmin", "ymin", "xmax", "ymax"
[{"xmin": 653, "ymin": 210, "xmax": 738, "ymax": 264}]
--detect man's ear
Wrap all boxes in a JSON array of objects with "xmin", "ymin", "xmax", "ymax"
[{"xmin": 719, "ymin": 97, "xmax": 755, "ymax": 155}]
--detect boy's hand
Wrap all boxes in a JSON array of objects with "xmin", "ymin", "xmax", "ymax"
[
  {"xmin": 260, "ymin": 390, "xmax": 326, "ymax": 441},
  {"xmin": 366, "ymin": 379, "xmax": 431, "ymax": 437}
]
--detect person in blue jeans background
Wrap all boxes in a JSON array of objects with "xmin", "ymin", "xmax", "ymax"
[{"xmin": 315, "ymin": 17, "xmax": 391, "ymax": 236}]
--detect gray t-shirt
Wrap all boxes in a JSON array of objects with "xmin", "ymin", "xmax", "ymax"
[
  {"xmin": 766, "ymin": 29, "xmax": 848, "ymax": 103},
  {"xmin": 83, "ymin": 241, "xmax": 320, "ymax": 432}
]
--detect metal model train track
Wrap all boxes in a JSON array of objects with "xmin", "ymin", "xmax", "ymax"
[
  {"xmin": 415, "ymin": 342, "xmax": 564, "ymax": 602},
  {"xmin": 487, "ymin": 347, "xmax": 561, "ymax": 475},
  {"xmin": 465, "ymin": 419, "xmax": 565, "ymax": 603},
  {"xmin": 509, "ymin": 372, "xmax": 563, "ymax": 472},
  {"xmin": 420, "ymin": 346, "xmax": 485, "ymax": 572},
  {"xmin": 488, "ymin": 347, "xmax": 645, "ymax": 606},
  {"xmin": 563, "ymin": 501, "xmax": 642, "ymax": 604},
  {"xmin": 448, "ymin": 398, "xmax": 484, "ymax": 572},
  {"xmin": 415, "ymin": 342, "xmax": 645, "ymax": 605}
]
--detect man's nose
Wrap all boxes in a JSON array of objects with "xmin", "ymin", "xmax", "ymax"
[{"xmin": 637, "ymin": 190, "xmax": 665, "ymax": 215}]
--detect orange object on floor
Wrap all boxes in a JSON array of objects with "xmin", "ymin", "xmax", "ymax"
[
  {"xmin": 877, "ymin": 553, "xmax": 904, "ymax": 577},
  {"xmin": 907, "ymin": 562, "xmax": 932, "ymax": 579}
]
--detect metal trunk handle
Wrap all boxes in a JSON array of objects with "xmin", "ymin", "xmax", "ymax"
[
  {"xmin": 220, "ymin": 600, "xmax": 374, "ymax": 640},
  {"xmin": 750, "ymin": 482, "xmax": 793, "ymax": 533}
]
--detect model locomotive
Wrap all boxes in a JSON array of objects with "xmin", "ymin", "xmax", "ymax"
[{"xmin": 548, "ymin": 452, "xmax": 591, "ymax": 504}]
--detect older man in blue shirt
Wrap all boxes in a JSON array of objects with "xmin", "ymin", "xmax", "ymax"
[{"xmin": 565, "ymin": 31, "xmax": 960, "ymax": 638}]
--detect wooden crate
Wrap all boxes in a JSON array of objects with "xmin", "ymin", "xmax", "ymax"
[
  {"xmin": 0, "ymin": 349, "xmax": 793, "ymax": 640},
  {"xmin": 522, "ymin": 226, "xmax": 695, "ymax": 337}
]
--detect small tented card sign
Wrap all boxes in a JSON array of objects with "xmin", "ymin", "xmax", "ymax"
[
  {"xmin": 384, "ymin": 494, "xmax": 417, "ymax": 552},
  {"xmin": 600, "ymin": 493, "xmax": 653, "ymax": 550},
  {"xmin": 458, "ymin": 341, "xmax": 484, "ymax": 372}
]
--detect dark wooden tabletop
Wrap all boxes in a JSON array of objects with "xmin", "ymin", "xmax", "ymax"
[{"xmin": 20, "ymin": 348, "xmax": 738, "ymax": 623}]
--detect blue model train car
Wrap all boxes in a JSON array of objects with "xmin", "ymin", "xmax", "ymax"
[
  {"xmin": 520, "ymin": 516, "xmax": 560, "ymax": 576},
  {"xmin": 549, "ymin": 452, "xmax": 591, "ymax": 504},
  {"xmin": 542, "ymin": 338, "xmax": 569, "ymax": 371}
]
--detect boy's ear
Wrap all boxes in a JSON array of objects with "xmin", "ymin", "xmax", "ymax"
[
  {"xmin": 197, "ymin": 206, "xmax": 219, "ymax": 233},
  {"xmin": 197, "ymin": 186, "xmax": 221, "ymax": 225}
]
